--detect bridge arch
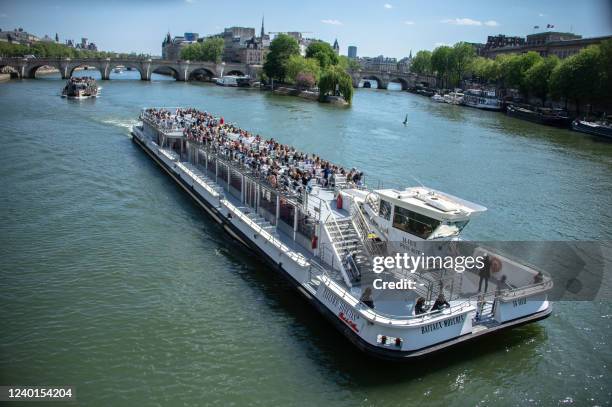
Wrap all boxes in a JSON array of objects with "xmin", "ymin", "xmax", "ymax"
[
  {"xmin": 361, "ymin": 75, "xmax": 384, "ymax": 89},
  {"xmin": 388, "ymin": 77, "xmax": 409, "ymax": 91},
  {"xmin": 0, "ymin": 64, "xmax": 21, "ymax": 79},
  {"xmin": 108, "ymin": 63, "xmax": 147, "ymax": 80},
  {"xmin": 67, "ymin": 63, "xmax": 103, "ymax": 79},
  {"xmin": 151, "ymin": 65, "xmax": 180, "ymax": 80},
  {"xmin": 26, "ymin": 62, "xmax": 62, "ymax": 79},
  {"xmin": 188, "ymin": 67, "xmax": 215, "ymax": 81}
]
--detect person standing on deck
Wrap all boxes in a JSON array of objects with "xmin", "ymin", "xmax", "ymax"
[{"xmin": 478, "ymin": 254, "xmax": 491, "ymax": 292}]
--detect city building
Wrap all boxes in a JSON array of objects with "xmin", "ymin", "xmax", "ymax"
[
  {"xmin": 216, "ymin": 18, "xmax": 269, "ymax": 64},
  {"xmin": 220, "ymin": 26, "xmax": 256, "ymax": 62},
  {"xmin": 348, "ymin": 45, "xmax": 357, "ymax": 59},
  {"xmin": 0, "ymin": 27, "xmax": 39, "ymax": 44},
  {"xmin": 284, "ymin": 32, "xmax": 316, "ymax": 56},
  {"xmin": 40, "ymin": 34, "xmax": 55, "ymax": 43},
  {"xmin": 526, "ymin": 31, "xmax": 581, "ymax": 46},
  {"xmin": 162, "ymin": 32, "xmax": 199, "ymax": 60},
  {"xmin": 481, "ymin": 31, "xmax": 612, "ymax": 59},
  {"xmin": 354, "ymin": 51, "xmax": 412, "ymax": 73},
  {"xmin": 486, "ymin": 34, "xmax": 525, "ymax": 49},
  {"xmin": 238, "ymin": 35, "xmax": 268, "ymax": 65},
  {"xmin": 74, "ymin": 37, "xmax": 98, "ymax": 51},
  {"xmin": 332, "ymin": 38, "xmax": 339, "ymax": 55}
]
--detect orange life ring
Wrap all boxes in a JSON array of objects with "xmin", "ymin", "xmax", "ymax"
[{"xmin": 491, "ymin": 256, "xmax": 502, "ymax": 273}]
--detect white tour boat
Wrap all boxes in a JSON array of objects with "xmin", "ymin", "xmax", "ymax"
[
  {"xmin": 131, "ymin": 107, "xmax": 552, "ymax": 360},
  {"xmin": 61, "ymin": 77, "xmax": 99, "ymax": 99},
  {"xmin": 462, "ymin": 89, "xmax": 502, "ymax": 111},
  {"xmin": 215, "ymin": 75, "xmax": 250, "ymax": 87}
]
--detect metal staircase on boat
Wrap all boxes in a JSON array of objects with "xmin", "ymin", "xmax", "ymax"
[{"xmin": 326, "ymin": 217, "xmax": 372, "ymax": 286}]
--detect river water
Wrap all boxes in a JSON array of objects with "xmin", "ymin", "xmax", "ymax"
[{"xmin": 1, "ymin": 70, "xmax": 611, "ymax": 406}]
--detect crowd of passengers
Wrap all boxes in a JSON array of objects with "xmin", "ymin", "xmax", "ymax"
[{"xmin": 143, "ymin": 108, "xmax": 365, "ymax": 195}]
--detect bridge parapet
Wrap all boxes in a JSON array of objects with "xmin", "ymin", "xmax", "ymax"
[{"xmin": 0, "ymin": 57, "xmax": 258, "ymax": 81}]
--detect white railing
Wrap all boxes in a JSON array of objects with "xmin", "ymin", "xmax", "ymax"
[{"xmin": 222, "ymin": 199, "xmax": 310, "ymax": 268}]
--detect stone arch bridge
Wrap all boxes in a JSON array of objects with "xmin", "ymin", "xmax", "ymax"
[
  {"xmin": 349, "ymin": 69, "xmax": 436, "ymax": 90},
  {"xmin": 0, "ymin": 57, "xmax": 259, "ymax": 81}
]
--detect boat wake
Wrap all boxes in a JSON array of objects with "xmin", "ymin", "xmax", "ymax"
[{"xmin": 101, "ymin": 118, "xmax": 140, "ymax": 137}]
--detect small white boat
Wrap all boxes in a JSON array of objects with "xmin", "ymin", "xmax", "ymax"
[
  {"xmin": 215, "ymin": 75, "xmax": 250, "ymax": 87},
  {"xmin": 443, "ymin": 92, "xmax": 464, "ymax": 105},
  {"xmin": 431, "ymin": 94, "xmax": 445, "ymax": 103}
]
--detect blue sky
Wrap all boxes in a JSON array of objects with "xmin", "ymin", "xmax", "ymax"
[{"xmin": 1, "ymin": 0, "xmax": 611, "ymax": 58}]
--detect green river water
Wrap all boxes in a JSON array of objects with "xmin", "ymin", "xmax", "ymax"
[{"xmin": 0, "ymin": 70, "xmax": 611, "ymax": 406}]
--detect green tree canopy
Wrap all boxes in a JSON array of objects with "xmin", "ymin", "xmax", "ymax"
[
  {"xmin": 286, "ymin": 55, "xmax": 321, "ymax": 85},
  {"xmin": 180, "ymin": 37, "xmax": 224, "ymax": 62},
  {"xmin": 338, "ymin": 55, "xmax": 360, "ymax": 71},
  {"xmin": 550, "ymin": 45, "xmax": 602, "ymax": 112},
  {"xmin": 263, "ymin": 34, "xmax": 300, "ymax": 82},
  {"xmin": 0, "ymin": 40, "xmax": 136, "ymax": 59},
  {"xmin": 431, "ymin": 45, "xmax": 454, "ymax": 88},
  {"xmin": 305, "ymin": 41, "xmax": 339, "ymax": 69},
  {"xmin": 410, "ymin": 50, "xmax": 432, "ymax": 75},
  {"xmin": 524, "ymin": 55, "xmax": 559, "ymax": 103},
  {"xmin": 451, "ymin": 42, "xmax": 476, "ymax": 84},
  {"xmin": 498, "ymin": 51, "xmax": 542, "ymax": 93},
  {"xmin": 318, "ymin": 64, "xmax": 353, "ymax": 104},
  {"xmin": 598, "ymin": 39, "xmax": 612, "ymax": 101}
]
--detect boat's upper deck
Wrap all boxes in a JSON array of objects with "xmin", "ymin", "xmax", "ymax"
[{"xmin": 138, "ymin": 108, "xmax": 552, "ymax": 324}]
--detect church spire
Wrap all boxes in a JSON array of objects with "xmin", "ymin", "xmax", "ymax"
[{"xmin": 261, "ymin": 15, "xmax": 265, "ymax": 38}]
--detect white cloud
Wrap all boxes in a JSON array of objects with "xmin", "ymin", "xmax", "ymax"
[
  {"xmin": 384, "ymin": 3, "xmax": 393, "ymax": 9},
  {"xmin": 435, "ymin": 42, "xmax": 450, "ymax": 47},
  {"xmin": 321, "ymin": 19, "xmax": 343, "ymax": 25},
  {"xmin": 0, "ymin": 13, "xmax": 7, "ymax": 17},
  {"xmin": 538, "ymin": 13, "xmax": 546, "ymax": 17},
  {"xmin": 441, "ymin": 18, "xmax": 482, "ymax": 26},
  {"xmin": 185, "ymin": 0, "xmax": 195, "ymax": 3},
  {"xmin": 484, "ymin": 20, "xmax": 499, "ymax": 27},
  {"xmin": 404, "ymin": 20, "xmax": 415, "ymax": 25}
]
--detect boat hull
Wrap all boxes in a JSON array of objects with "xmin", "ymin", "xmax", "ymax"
[
  {"xmin": 572, "ymin": 120, "xmax": 612, "ymax": 140},
  {"xmin": 131, "ymin": 127, "xmax": 552, "ymax": 360},
  {"xmin": 507, "ymin": 106, "xmax": 570, "ymax": 128}
]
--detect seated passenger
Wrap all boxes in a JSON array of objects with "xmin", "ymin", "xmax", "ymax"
[
  {"xmin": 533, "ymin": 271, "xmax": 544, "ymax": 284},
  {"xmin": 430, "ymin": 293, "xmax": 450, "ymax": 312},
  {"xmin": 414, "ymin": 297, "xmax": 428, "ymax": 315}
]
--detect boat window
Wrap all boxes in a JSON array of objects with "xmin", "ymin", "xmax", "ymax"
[
  {"xmin": 379, "ymin": 199, "xmax": 392, "ymax": 220},
  {"xmin": 392, "ymin": 206, "xmax": 441, "ymax": 239},
  {"xmin": 430, "ymin": 220, "xmax": 469, "ymax": 239}
]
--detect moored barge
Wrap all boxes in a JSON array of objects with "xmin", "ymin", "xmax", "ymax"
[{"xmin": 131, "ymin": 107, "xmax": 552, "ymax": 360}]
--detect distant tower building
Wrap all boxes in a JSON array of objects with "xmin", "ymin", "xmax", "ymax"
[
  {"xmin": 333, "ymin": 38, "xmax": 340, "ymax": 55},
  {"xmin": 261, "ymin": 15, "xmax": 265, "ymax": 38},
  {"xmin": 348, "ymin": 45, "xmax": 357, "ymax": 59}
]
